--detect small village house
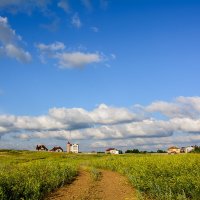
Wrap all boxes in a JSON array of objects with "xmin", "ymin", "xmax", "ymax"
[
  {"xmin": 185, "ymin": 146, "xmax": 195, "ymax": 153},
  {"xmin": 167, "ymin": 146, "xmax": 181, "ymax": 154},
  {"xmin": 105, "ymin": 148, "xmax": 120, "ymax": 154},
  {"xmin": 36, "ymin": 144, "xmax": 48, "ymax": 151},
  {"xmin": 66, "ymin": 141, "xmax": 79, "ymax": 153},
  {"xmin": 181, "ymin": 146, "xmax": 195, "ymax": 153},
  {"xmin": 49, "ymin": 146, "xmax": 63, "ymax": 152},
  {"xmin": 180, "ymin": 147, "xmax": 186, "ymax": 153}
]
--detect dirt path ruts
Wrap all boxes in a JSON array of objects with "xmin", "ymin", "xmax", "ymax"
[{"xmin": 45, "ymin": 169, "xmax": 136, "ymax": 200}]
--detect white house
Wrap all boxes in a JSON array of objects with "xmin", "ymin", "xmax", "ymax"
[
  {"xmin": 70, "ymin": 144, "xmax": 79, "ymax": 153},
  {"xmin": 167, "ymin": 146, "xmax": 181, "ymax": 154},
  {"xmin": 67, "ymin": 141, "xmax": 79, "ymax": 153},
  {"xmin": 110, "ymin": 149, "xmax": 119, "ymax": 154},
  {"xmin": 105, "ymin": 148, "xmax": 119, "ymax": 154},
  {"xmin": 185, "ymin": 146, "xmax": 195, "ymax": 153}
]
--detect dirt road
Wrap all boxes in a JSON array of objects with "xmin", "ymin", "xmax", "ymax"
[{"xmin": 46, "ymin": 169, "xmax": 137, "ymax": 200}]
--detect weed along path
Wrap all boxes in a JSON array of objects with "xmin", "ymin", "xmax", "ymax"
[{"xmin": 45, "ymin": 169, "xmax": 137, "ymax": 200}]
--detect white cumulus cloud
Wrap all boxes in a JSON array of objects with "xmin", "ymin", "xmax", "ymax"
[
  {"xmin": 145, "ymin": 96, "xmax": 200, "ymax": 119},
  {"xmin": 0, "ymin": 104, "xmax": 141, "ymax": 138},
  {"xmin": 36, "ymin": 41, "xmax": 106, "ymax": 69},
  {"xmin": 56, "ymin": 51, "xmax": 102, "ymax": 68},
  {"xmin": 5, "ymin": 44, "xmax": 31, "ymax": 62},
  {"xmin": 0, "ymin": 16, "xmax": 31, "ymax": 62},
  {"xmin": 36, "ymin": 42, "xmax": 65, "ymax": 52}
]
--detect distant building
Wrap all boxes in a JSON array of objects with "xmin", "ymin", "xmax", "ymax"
[
  {"xmin": 167, "ymin": 146, "xmax": 180, "ymax": 154},
  {"xmin": 36, "ymin": 144, "xmax": 48, "ymax": 151},
  {"xmin": 185, "ymin": 146, "xmax": 195, "ymax": 153},
  {"xmin": 180, "ymin": 146, "xmax": 195, "ymax": 153},
  {"xmin": 66, "ymin": 141, "xmax": 79, "ymax": 153},
  {"xmin": 105, "ymin": 148, "xmax": 120, "ymax": 154},
  {"xmin": 180, "ymin": 147, "xmax": 186, "ymax": 153},
  {"xmin": 50, "ymin": 146, "xmax": 63, "ymax": 152}
]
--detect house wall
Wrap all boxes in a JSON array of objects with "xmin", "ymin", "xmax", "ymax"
[
  {"xmin": 67, "ymin": 143, "xmax": 71, "ymax": 153},
  {"xmin": 168, "ymin": 148, "xmax": 180, "ymax": 154},
  {"xmin": 185, "ymin": 146, "xmax": 194, "ymax": 153},
  {"xmin": 109, "ymin": 149, "xmax": 119, "ymax": 154},
  {"xmin": 55, "ymin": 149, "xmax": 63, "ymax": 152},
  {"xmin": 70, "ymin": 144, "xmax": 79, "ymax": 153},
  {"xmin": 38, "ymin": 148, "xmax": 47, "ymax": 151}
]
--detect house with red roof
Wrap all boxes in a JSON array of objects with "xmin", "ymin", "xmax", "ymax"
[
  {"xmin": 105, "ymin": 148, "xmax": 120, "ymax": 154},
  {"xmin": 49, "ymin": 146, "xmax": 63, "ymax": 152}
]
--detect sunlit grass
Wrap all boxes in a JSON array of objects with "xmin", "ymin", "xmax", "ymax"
[
  {"xmin": 0, "ymin": 150, "xmax": 200, "ymax": 200},
  {"xmin": 89, "ymin": 154, "xmax": 200, "ymax": 200}
]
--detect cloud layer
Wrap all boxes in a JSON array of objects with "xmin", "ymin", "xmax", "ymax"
[
  {"xmin": 1, "ymin": 96, "xmax": 200, "ymax": 150},
  {"xmin": 145, "ymin": 96, "xmax": 200, "ymax": 119},
  {"xmin": 0, "ymin": 104, "xmax": 140, "ymax": 136}
]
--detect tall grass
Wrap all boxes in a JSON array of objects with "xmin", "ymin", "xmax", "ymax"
[
  {"xmin": 0, "ymin": 151, "xmax": 78, "ymax": 200},
  {"xmin": 1, "ymin": 151, "xmax": 200, "ymax": 200},
  {"xmin": 89, "ymin": 154, "xmax": 200, "ymax": 200}
]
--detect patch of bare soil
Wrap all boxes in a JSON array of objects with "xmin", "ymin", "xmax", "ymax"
[{"xmin": 45, "ymin": 169, "xmax": 136, "ymax": 200}]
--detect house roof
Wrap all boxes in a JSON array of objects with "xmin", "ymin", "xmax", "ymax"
[
  {"xmin": 50, "ymin": 146, "xmax": 63, "ymax": 151},
  {"xmin": 36, "ymin": 144, "xmax": 48, "ymax": 151},
  {"xmin": 168, "ymin": 146, "xmax": 180, "ymax": 150},
  {"xmin": 186, "ymin": 146, "xmax": 194, "ymax": 149},
  {"xmin": 106, "ymin": 148, "xmax": 116, "ymax": 151}
]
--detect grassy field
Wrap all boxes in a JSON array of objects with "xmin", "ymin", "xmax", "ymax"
[
  {"xmin": 0, "ymin": 150, "xmax": 79, "ymax": 200},
  {"xmin": 90, "ymin": 154, "xmax": 200, "ymax": 200},
  {"xmin": 0, "ymin": 150, "xmax": 200, "ymax": 200}
]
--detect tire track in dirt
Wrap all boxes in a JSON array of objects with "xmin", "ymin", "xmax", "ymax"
[{"xmin": 45, "ymin": 169, "xmax": 137, "ymax": 200}]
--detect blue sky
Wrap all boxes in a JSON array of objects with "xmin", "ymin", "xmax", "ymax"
[{"xmin": 0, "ymin": 0, "xmax": 200, "ymax": 151}]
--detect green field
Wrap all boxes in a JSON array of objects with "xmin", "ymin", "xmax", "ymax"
[{"xmin": 0, "ymin": 150, "xmax": 200, "ymax": 200}]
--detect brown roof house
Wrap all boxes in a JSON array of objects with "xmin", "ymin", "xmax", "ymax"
[
  {"xmin": 105, "ymin": 148, "xmax": 120, "ymax": 154},
  {"xmin": 50, "ymin": 146, "xmax": 63, "ymax": 152},
  {"xmin": 167, "ymin": 146, "xmax": 180, "ymax": 154},
  {"xmin": 36, "ymin": 144, "xmax": 48, "ymax": 151}
]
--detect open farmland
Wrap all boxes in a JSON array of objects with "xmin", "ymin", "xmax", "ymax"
[
  {"xmin": 90, "ymin": 154, "xmax": 200, "ymax": 200},
  {"xmin": 0, "ymin": 150, "xmax": 200, "ymax": 200}
]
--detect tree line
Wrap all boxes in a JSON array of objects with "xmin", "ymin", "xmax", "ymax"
[{"xmin": 125, "ymin": 149, "xmax": 166, "ymax": 154}]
